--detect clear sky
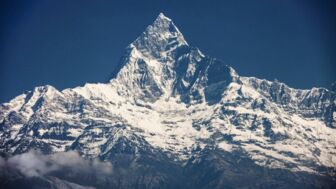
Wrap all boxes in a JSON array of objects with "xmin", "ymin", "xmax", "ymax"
[{"xmin": 1, "ymin": 0, "xmax": 335, "ymax": 102}]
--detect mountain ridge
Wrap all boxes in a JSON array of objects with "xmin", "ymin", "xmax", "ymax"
[{"xmin": 0, "ymin": 13, "xmax": 335, "ymax": 189}]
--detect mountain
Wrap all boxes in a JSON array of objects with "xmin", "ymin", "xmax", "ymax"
[{"xmin": 0, "ymin": 13, "xmax": 335, "ymax": 189}]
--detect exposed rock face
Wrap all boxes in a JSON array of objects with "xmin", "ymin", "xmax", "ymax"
[{"xmin": 0, "ymin": 13, "xmax": 335, "ymax": 189}]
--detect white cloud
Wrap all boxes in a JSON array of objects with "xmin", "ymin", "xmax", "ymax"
[{"xmin": 1, "ymin": 150, "xmax": 112, "ymax": 178}]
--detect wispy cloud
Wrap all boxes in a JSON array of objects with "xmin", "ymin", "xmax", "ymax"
[{"xmin": 0, "ymin": 150, "xmax": 112, "ymax": 178}]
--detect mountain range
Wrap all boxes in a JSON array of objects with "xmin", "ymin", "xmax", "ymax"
[{"xmin": 0, "ymin": 13, "xmax": 335, "ymax": 189}]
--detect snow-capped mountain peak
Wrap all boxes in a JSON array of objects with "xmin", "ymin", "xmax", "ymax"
[
  {"xmin": 108, "ymin": 14, "xmax": 242, "ymax": 104},
  {"xmin": 131, "ymin": 13, "xmax": 188, "ymax": 60}
]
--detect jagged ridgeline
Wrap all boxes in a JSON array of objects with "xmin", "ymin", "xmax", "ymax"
[{"xmin": 0, "ymin": 13, "xmax": 335, "ymax": 189}]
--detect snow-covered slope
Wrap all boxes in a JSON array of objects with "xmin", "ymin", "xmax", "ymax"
[{"xmin": 0, "ymin": 13, "xmax": 335, "ymax": 188}]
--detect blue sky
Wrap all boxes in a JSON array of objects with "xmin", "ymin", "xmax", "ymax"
[{"xmin": 1, "ymin": 0, "xmax": 335, "ymax": 102}]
